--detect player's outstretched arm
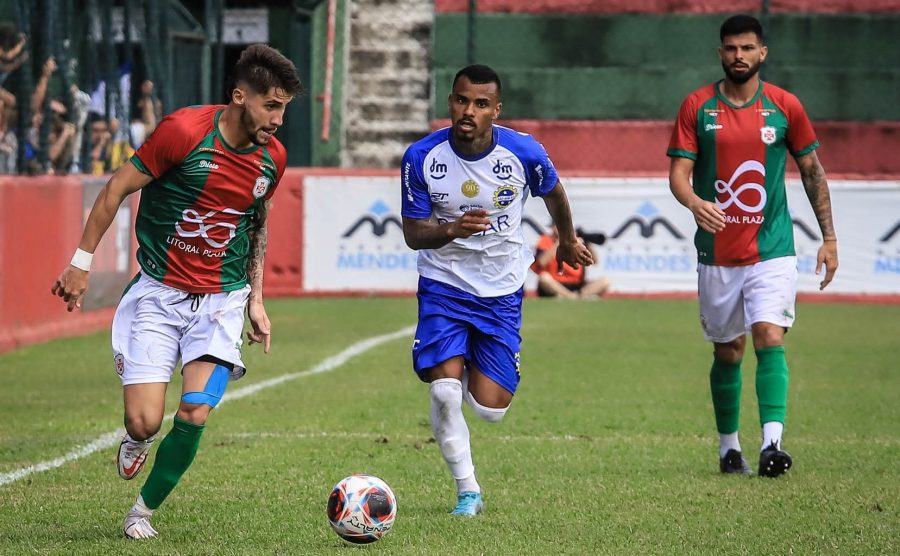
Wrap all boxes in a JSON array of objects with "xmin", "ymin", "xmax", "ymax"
[
  {"xmin": 669, "ymin": 157, "xmax": 725, "ymax": 234},
  {"xmin": 402, "ymin": 210, "xmax": 490, "ymax": 250},
  {"xmin": 542, "ymin": 180, "xmax": 593, "ymax": 270},
  {"xmin": 796, "ymin": 151, "xmax": 838, "ymax": 289},
  {"xmin": 51, "ymin": 161, "xmax": 152, "ymax": 311},
  {"xmin": 246, "ymin": 200, "xmax": 271, "ymax": 353}
]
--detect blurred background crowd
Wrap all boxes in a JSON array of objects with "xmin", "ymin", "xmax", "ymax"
[{"xmin": 0, "ymin": 0, "xmax": 897, "ymax": 176}]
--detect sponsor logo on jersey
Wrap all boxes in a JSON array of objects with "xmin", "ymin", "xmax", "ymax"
[
  {"xmin": 430, "ymin": 192, "xmax": 449, "ymax": 206},
  {"xmin": 492, "ymin": 185, "xmax": 518, "ymax": 209},
  {"xmin": 174, "ymin": 207, "xmax": 245, "ymax": 248},
  {"xmin": 429, "ymin": 158, "xmax": 447, "ymax": 179},
  {"xmin": 461, "ymin": 179, "xmax": 479, "ymax": 198},
  {"xmin": 459, "ymin": 204, "xmax": 484, "ymax": 212},
  {"xmin": 705, "ymin": 123, "xmax": 723, "ymax": 131},
  {"xmin": 260, "ymin": 161, "xmax": 275, "ymax": 172},
  {"xmin": 760, "ymin": 126, "xmax": 777, "ymax": 145},
  {"xmin": 253, "ymin": 176, "xmax": 271, "ymax": 198},
  {"xmin": 715, "ymin": 160, "xmax": 767, "ymax": 213},
  {"xmin": 198, "ymin": 147, "xmax": 225, "ymax": 155},
  {"xmin": 492, "ymin": 159, "xmax": 513, "ymax": 180},
  {"xmin": 534, "ymin": 165, "xmax": 544, "ymax": 189},
  {"xmin": 199, "ymin": 160, "xmax": 220, "ymax": 170}
]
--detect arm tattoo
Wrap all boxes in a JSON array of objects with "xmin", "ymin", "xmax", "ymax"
[
  {"xmin": 798, "ymin": 152, "xmax": 837, "ymax": 241},
  {"xmin": 247, "ymin": 200, "xmax": 270, "ymax": 289}
]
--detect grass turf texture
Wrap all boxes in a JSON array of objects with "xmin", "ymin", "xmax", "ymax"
[{"xmin": 0, "ymin": 298, "xmax": 897, "ymax": 555}]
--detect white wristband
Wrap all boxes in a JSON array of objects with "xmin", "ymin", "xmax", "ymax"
[{"xmin": 70, "ymin": 248, "xmax": 93, "ymax": 272}]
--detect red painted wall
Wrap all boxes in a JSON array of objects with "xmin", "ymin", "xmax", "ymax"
[{"xmin": 432, "ymin": 120, "xmax": 900, "ymax": 178}]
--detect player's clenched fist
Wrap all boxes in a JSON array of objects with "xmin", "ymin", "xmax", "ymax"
[
  {"xmin": 51, "ymin": 266, "xmax": 89, "ymax": 312},
  {"xmin": 449, "ymin": 209, "xmax": 491, "ymax": 238}
]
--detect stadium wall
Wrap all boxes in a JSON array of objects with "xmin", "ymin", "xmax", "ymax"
[{"xmin": 2, "ymin": 170, "xmax": 898, "ymax": 354}]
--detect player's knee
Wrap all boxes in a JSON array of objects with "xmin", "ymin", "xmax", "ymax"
[
  {"xmin": 124, "ymin": 415, "xmax": 162, "ymax": 440},
  {"xmin": 430, "ymin": 378, "xmax": 463, "ymax": 408},
  {"xmin": 176, "ymin": 402, "xmax": 212, "ymax": 425},
  {"xmin": 464, "ymin": 390, "xmax": 509, "ymax": 423}
]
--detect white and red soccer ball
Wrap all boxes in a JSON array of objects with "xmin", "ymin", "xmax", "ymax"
[{"xmin": 327, "ymin": 474, "xmax": 397, "ymax": 544}]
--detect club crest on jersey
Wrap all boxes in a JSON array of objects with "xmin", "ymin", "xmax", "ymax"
[
  {"xmin": 492, "ymin": 185, "xmax": 518, "ymax": 208},
  {"xmin": 760, "ymin": 126, "xmax": 777, "ymax": 145},
  {"xmin": 461, "ymin": 179, "xmax": 479, "ymax": 198},
  {"xmin": 253, "ymin": 176, "xmax": 271, "ymax": 198}
]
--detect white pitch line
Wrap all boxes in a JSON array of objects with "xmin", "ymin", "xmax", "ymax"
[{"xmin": 0, "ymin": 325, "xmax": 415, "ymax": 487}]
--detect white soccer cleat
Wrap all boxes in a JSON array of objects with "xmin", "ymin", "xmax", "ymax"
[
  {"xmin": 123, "ymin": 510, "xmax": 158, "ymax": 539},
  {"xmin": 116, "ymin": 434, "xmax": 155, "ymax": 480}
]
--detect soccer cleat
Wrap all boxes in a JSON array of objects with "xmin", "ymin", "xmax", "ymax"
[
  {"xmin": 116, "ymin": 434, "xmax": 155, "ymax": 480},
  {"xmin": 450, "ymin": 491, "xmax": 484, "ymax": 516},
  {"xmin": 123, "ymin": 510, "xmax": 158, "ymax": 540},
  {"xmin": 719, "ymin": 449, "xmax": 753, "ymax": 475},
  {"xmin": 758, "ymin": 442, "xmax": 793, "ymax": 478}
]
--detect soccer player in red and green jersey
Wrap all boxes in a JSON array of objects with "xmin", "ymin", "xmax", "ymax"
[
  {"xmin": 51, "ymin": 44, "xmax": 302, "ymax": 538},
  {"xmin": 667, "ymin": 15, "xmax": 838, "ymax": 478}
]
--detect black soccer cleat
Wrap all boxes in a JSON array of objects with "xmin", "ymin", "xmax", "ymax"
[
  {"xmin": 758, "ymin": 442, "xmax": 793, "ymax": 478},
  {"xmin": 719, "ymin": 449, "xmax": 753, "ymax": 475}
]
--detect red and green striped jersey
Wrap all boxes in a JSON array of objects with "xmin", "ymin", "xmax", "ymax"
[
  {"xmin": 667, "ymin": 80, "xmax": 819, "ymax": 266},
  {"xmin": 129, "ymin": 105, "xmax": 287, "ymax": 293}
]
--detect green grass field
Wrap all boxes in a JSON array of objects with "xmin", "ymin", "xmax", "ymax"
[{"xmin": 1, "ymin": 298, "xmax": 898, "ymax": 555}]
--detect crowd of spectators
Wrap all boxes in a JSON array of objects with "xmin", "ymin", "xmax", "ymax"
[{"xmin": 0, "ymin": 21, "xmax": 163, "ymax": 177}]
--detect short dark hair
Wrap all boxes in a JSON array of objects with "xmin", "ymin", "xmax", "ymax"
[
  {"xmin": 233, "ymin": 44, "xmax": 304, "ymax": 97},
  {"xmin": 452, "ymin": 64, "xmax": 502, "ymax": 96},
  {"xmin": 720, "ymin": 15, "xmax": 765, "ymax": 44}
]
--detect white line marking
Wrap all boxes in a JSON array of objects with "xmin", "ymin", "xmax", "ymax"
[{"xmin": 0, "ymin": 325, "xmax": 415, "ymax": 487}]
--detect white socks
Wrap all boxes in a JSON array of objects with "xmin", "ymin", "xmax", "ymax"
[
  {"xmin": 430, "ymin": 378, "xmax": 480, "ymax": 494},
  {"xmin": 719, "ymin": 432, "xmax": 742, "ymax": 458},
  {"xmin": 132, "ymin": 494, "xmax": 153, "ymax": 516},
  {"xmin": 761, "ymin": 421, "xmax": 784, "ymax": 451}
]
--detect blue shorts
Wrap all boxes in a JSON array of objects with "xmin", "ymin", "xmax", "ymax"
[{"xmin": 412, "ymin": 276, "xmax": 523, "ymax": 394}]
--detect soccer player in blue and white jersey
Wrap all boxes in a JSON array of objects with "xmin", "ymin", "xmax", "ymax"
[{"xmin": 400, "ymin": 64, "xmax": 594, "ymax": 516}]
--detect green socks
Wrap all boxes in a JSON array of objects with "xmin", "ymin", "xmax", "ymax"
[
  {"xmin": 756, "ymin": 346, "xmax": 789, "ymax": 427},
  {"xmin": 710, "ymin": 359, "xmax": 743, "ymax": 434},
  {"xmin": 140, "ymin": 417, "xmax": 205, "ymax": 510}
]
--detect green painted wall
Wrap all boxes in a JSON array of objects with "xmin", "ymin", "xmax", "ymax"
[{"xmin": 433, "ymin": 13, "xmax": 900, "ymax": 121}]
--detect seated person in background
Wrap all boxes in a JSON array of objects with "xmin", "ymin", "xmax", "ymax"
[{"xmin": 531, "ymin": 224, "xmax": 610, "ymax": 299}]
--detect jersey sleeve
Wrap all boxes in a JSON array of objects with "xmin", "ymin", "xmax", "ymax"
[
  {"xmin": 130, "ymin": 113, "xmax": 197, "ymax": 178},
  {"xmin": 522, "ymin": 137, "xmax": 559, "ymax": 198},
  {"xmin": 400, "ymin": 144, "xmax": 432, "ymax": 219},
  {"xmin": 667, "ymin": 95, "xmax": 699, "ymax": 160},
  {"xmin": 784, "ymin": 94, "xmax": 819, "ymax": 157}
]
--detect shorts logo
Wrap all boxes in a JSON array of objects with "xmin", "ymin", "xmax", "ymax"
[
  {"xmin": 114, "ymin": 354, "xmax": 125, "ymax": 376},
  {"xmin": 461, "ymin": 179, "xmax": 479, "ymax": 198},
  {"xmin": 715, "ymin": 160, "xmax": 767, "ymax": 213},
  {"xmin": 253, "ymin": 176, "xmax": 271, "ymax": 198},
  {"xmin": 492, "ymin": 185, "xmax": 517, "ymax": 209},
  {"xmin": 760, "ymin": 126, "xmax": 777, "ymax": 145}
]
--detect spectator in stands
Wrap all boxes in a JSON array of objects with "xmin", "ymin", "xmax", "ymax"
[
  {"xmin": 0, "ymin": 101, "xmax": 16, "ymax": 174},
  {"xmin": 107, "ymin": 116, "xmax": 134, "ymax": 172},
  {"xmin": 67, "ymin": 83, "xmax": 92, "ymax": 174},
  {"xmin": 88, "ymin": 111, "xmax": 112, "ymax": 175},
  {"xmin": 0, "ymin": 23, "xmax": 27, "ymax": 110},
  {"xmin": 130, "ymin": 79, "xmax": 162, "ymax": 148},
  {"xmin": 531, "ymin": 224, "xmax": 610, "ymax": 299}
]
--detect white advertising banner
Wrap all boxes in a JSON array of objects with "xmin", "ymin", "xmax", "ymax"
[{"xmin": 303, "ymin": 176, "xmax": 900, "ymax": 295}]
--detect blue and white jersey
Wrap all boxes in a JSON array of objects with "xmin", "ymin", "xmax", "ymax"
[{"xmin": 401, "ymin": 125, "xmax": 559, "ymax": 297}]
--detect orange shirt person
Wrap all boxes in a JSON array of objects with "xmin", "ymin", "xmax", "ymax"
[{"xmin": 531, "ymin": 225, "xmax": 610, "ymax": 299}]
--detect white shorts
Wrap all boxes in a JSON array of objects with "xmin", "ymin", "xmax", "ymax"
[
  {"xmin": 697, "ymin": 256, "xmax": 798, "ymax": 343},
  {"xmin": 111, "ymin": 273, "xmax": 250, "ymax": 385}
]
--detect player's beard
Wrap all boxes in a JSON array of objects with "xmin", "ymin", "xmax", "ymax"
[
  {"xmin": 722, "ymin": 60, "xmax": 761, "ymax": 85},
  {"xmin": 241, "ymin": 109, "xmax": 271, "ymax": 146}
]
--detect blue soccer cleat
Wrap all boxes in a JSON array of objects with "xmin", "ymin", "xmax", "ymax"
[{"xmin": 450, "ymin": 491, "xmax": 484, "ymax": 516}]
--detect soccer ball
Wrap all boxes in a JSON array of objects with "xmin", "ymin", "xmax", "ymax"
[{"xmin": 327, "ymin": 474, "xmax": 397, "ymax": 544}]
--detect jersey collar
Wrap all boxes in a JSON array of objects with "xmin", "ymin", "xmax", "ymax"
[
  {"xmin": 448, "ymin": 125, "xmax": 499, "ymax": 161},
  {"xmin": 715, "ymin": 79, "xmax": 764, "ymax": 109}
]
